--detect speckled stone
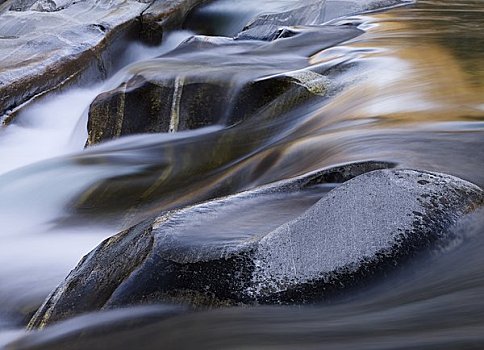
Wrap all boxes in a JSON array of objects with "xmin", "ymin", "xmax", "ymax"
[{"xmin": 28, "ymin": 165, "xmax": 483, "ymax": 328}]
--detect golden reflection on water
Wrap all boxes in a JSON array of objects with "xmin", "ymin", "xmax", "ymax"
[
  {"xmin": 311, "ymin": 2, "xmax": 484, "ymax": 125},
  {"xmin": 253, "ymin": 0, "xmax": 484, "ymax": 188}
]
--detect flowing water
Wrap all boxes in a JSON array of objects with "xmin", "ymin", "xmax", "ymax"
[{"xmin": 0, "ymin": 0, "xmax": 484, "ymax": 348}]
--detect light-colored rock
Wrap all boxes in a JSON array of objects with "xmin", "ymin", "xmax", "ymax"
[
  {"xmin": 322, "ymin": 0, "xmax": 414, "ymax": 23},
  {"xmin": 187, "ymin": 0, "xmax": 412, "ymax": 39},
  {"xmin": 0, "ymin": 0, "xmax": 207, "ymax": 123}
]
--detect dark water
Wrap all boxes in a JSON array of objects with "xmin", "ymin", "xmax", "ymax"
[{"xmin": 0, "ymin": 0, "xmax": 483, "ymax": 348}]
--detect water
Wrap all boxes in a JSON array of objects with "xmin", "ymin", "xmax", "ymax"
[
  {"xmin": 185, "ymin": 0, "xmax": 300, "ymax": 36},
  {"xmin": 0, "ymin": 0, "xmax": 483, "ymax": 348},
  {"xmin": 0, "ymin": 30, "xmax": 196, "ymax": 327}
]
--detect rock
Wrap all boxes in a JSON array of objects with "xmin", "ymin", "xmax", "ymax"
[
  {"xmin": 238, "ymin": 0, "xmax": 327, "ymax": 40},
  {"xmin": 322, "ymin": 0, "xmax": 413, "ymax": 23},
  {"xmin": 185, "ymin": 0, "xmax": 409, "ymax": 38},
  {"xmin": 28, "ymin": 165, "xmax": 483, "ymax": 328},
  {"xmin": 0, "ymin": 0, "xmax": 207, "ymax": 123},
  {"xmin": 87, "ymin": 67, "xmax": 328, "ymax": 145},
  {"xmin": 0, "ymin": 0, "xmax": 13, "ymax": 14},
  {"xmin": 184, "ymin": 0, "xmax": 322, "ymax": 38},
  {"xmin": 86, "ymin": 25, "xmax": 362, "ymax": 145},
  {"xmin": 187, "ymin": 0, "xmax": 410, "ymax": 40},
  {"xmin": 140, "ymin": 0, "xmax": 210, "ymax": 45},
  {"xmin": 29, "ymin": 0, "xmax": 78, "ymax": 12}
]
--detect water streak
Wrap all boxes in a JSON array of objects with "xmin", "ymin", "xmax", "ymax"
[{"xmin": 0, "ymin": 0, "xmax": 483, "ymax": 348}]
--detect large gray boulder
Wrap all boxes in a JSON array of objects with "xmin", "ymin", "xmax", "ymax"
[
  {"xmin": 28, "ymin": 165, "xmax": 483, "ymax": 328},
  {"xmin": 0, "ymin": 0, "xmax": 207, "ymax": 123}
]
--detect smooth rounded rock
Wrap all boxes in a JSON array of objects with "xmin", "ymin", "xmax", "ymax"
[
  {"xmin": 86, "ymin": 25, "xmax": 362, "ymax": 145},
  {"xmin": 28, "ymin": 165, "xmax": 483, "ymax": 328}
]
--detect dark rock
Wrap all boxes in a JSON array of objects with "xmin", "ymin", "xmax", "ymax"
[
  {"xmin": 185, "ymin": 0, "xmax": 409, "ymax": 39},
  {"xmin": 28, "ymin": 165, "xmax": 483, "ymax": 328},
  {"xmin": 86, "ymin": 25, "xmax": 362, "ymax": 145},
  {"xmin": 87, "ymin": 68, "xmax": 328, "ymax": 145},
  {"xmin": 140, "ymin": 0, "xmax": 210, "ymax": 45}
]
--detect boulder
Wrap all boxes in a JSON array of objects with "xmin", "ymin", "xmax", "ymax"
[
  {"xmin": 237, "ymin": 0, "xmax": 328, "ymax": 41},
  {"xmin": 186, "ymin": 0, "xmax": 410, "ymax": 40},
  {"xmin": 87, "ymin": 68, "xmax": 329, "ymax": 145},
  {"xmin": 0, "ymin": 0, "xmax": 207, "ymax": 124},
  {"xmin": 322, "ymin": 0, "xmax": 413, "ymax": 23},
  {"xmin": 184, "ymin": 0, "xmax": 324, "ymax": 37},
  {"xmin": 140, "ymin": 0, "xmax": 210, "ymax": 45},
  {"xmin": 86, "ymin": 24, "xmax": 362, "ymax": 145},
  {"xmin": 28, "ymin": 165, "xmax": 483, "ymax": 328},
  {"xmin": 0, "ymin": 0, "xmax": 12, "ymax": 14}
]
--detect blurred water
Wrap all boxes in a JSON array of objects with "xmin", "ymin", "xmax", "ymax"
[
  {"xmin": 185, "ymin": 0, "xmax": 300, "ymax": 36},
  {"xmin": 0, "ymin": 30, "xmax": 198, "ymax": 326},
  {"xmin": 0, "ymin": 0, "xmax": 483, "ymax": 348}
]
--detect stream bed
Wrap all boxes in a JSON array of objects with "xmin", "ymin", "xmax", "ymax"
[{"xmin": 0, "ymin": 0, "xmax": 483, "ymax": 348}]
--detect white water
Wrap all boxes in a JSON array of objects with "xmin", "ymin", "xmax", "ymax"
[
  {"xmin": 0, "ymin": 30, "xmax": 195, "ymax": 327},
  {"xmin": 0, "ymin": 30, "xmax": 195, "ymax": 177},
  {"xmin": 1, "ymin": 3, "xmax": 483, "ymax": 349},
  {"xmin": 0, "ymin": 88, "xmax": 98, "ymax": 175}
]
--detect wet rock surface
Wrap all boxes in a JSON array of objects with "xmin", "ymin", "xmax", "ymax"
[
  {"xmin": 322, "ymin": 0, "xmax": 413, "ymax": 22},
  {"xmin": 0, "ymin": 0, "xmax": 206, "ymax": 123},
  {"xmin": 186, "ymin": 0, "xmax": 411, "ymax": 38},
  {"xmin": 86, "ymin": 24, "xmax": 361, "ymax": 145},
  {"xmin": 140, "ymin": 0, "xmax": 210, "ymax": 44},
  {"xmin": 28, "ymin": 164, "xmax": 483, "ymax": 328},
  {"xmin": 237, "ymin": 0, "xmax": 412, "ymax": 41},
  {"xmin": 86, "ymin": 0, "xmax": 413, "ymax": 145},
  {"xmin": 239, "ymin": 0, "xmax": 328, "ymax": 41}
]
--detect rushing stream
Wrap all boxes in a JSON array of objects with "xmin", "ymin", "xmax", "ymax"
[{"xmin": 0, "ymin": 0, "xmax": 483, "ymax": 348}]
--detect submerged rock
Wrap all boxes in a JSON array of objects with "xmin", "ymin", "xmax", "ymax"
[
  {"xmin": 28, "ymin": 165, "xmax": 483, "ymax": 328},
  {"xmin": 0, "ymin": 0, "xmax": 206, "ymax": 123},
  {"xmin": 86, "ymin": 25, "xmax": 362, "ymax": 145}
]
